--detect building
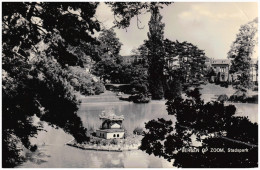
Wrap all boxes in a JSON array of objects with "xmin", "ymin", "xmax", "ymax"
[
  {"xmin": 210, "ymin": 59, "xmax": 231, "ymax": 82},
  {"xmin": 122, "ymin": 55, "xmax": 144, "ymax": 64},
  {"xmin": 96, "ymin": 111, "xmax": 125, "ymax": 139}
]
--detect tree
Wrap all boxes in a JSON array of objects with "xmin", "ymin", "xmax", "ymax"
[
  {"xmin": 94, "ymin": 28, "xmax": 123, "ymax": 62},
  {"xmin": 228, "ymin": 18, "xmax": 258, "ymax": 94},
  {"xmin": 146, "ymin": 5, "xmax": 166, "ymax": 99},
  {"xmin": 91, "ymin": 28, "xmax": 125, "ymax": 83},
  {"xmin": 140, "ymin": 88, "xmax": 258, "ymax": 167},
  {"xmin": 205, "ymin": 67, "xmax": 216, "ymax": 82},
  {"xmin": 163, "ymin": 40, "xmax": 207, "ymax": 98},
  {"xmin": 3, "ymin": 2, "xmax": 174, "ymax": 167},
  {"xmin": 68, "ymin": 66, "xmax": 104, "ymax": 95},
  {"xmin": 2, "ymin": 2, "xmax": 102, "ymax": 167},
  {"xmin": 106, "ymin": 2, "xmax": 172, "ymax": 29},
  {"xmin": 129, "ymin": 64, "xmax": 149, "ymax": 94}
]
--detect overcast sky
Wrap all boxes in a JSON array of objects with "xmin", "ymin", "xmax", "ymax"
[{"xmin": 96, "ymin": 2, "xmax": 258, "ymax": 59}]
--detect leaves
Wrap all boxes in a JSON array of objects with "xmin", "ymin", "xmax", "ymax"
[
  {"xmin": 228, "ymin": 18, "xmax": 258, "ymax": 93},
  {"xmin": 2, "ymin": 2, "xmax": 102, "ymax": 167},
  {"xmin": 141, "ymin": 89, "xmax": 257, "ymax": 167}
]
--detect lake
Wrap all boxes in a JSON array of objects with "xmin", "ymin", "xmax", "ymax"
[
  {"xmin": 19, "ymin": 91, "xmax": 174, "ymax": 168},
  {"xmin": 19, "ymin": 88, "xmax": 257, "ymax": 168}
]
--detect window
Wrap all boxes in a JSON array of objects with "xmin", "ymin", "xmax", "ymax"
[
  {"xmin": 117, "ymin": 134, "xmax": 119, "ymax": 137},
  {"xmin": 113, "ymin": 134, "xmax": 116, "ymax": 137}
]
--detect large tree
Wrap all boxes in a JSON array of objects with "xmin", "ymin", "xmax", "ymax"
[
  {"xmin": 146, "ymin": 4, "xmax": 166, "ymax": 99},
  {"xmin": 228, "ymin": 18, "xmax": 258, "ymax": 94},
  {"xmin": 140, "ymin": 89, "xmax": 258, "ymax": 167},
  {"xmin": 2, "ymin": 2, "xmax": 102, "ymax": 167},
  {"xmin": 164, "ymin": 39, "xmax": 207, "ymax": 98}
]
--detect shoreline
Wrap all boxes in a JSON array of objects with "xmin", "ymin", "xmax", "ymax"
[{"xmin": 66, "ymin": 139, "xmax": 141, "ymax": 152}]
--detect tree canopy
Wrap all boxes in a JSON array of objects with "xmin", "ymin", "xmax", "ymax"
[
  {"xmin": 228, "ymin": 18, "xmax": 258, "ymax": 93},
  {"xmin": 2, "ymin": 2, "xmax": 103, "ymax": 167},
  {"xmin": 140, "ymin": 88, "xmax": 258, "ymax": 167}
]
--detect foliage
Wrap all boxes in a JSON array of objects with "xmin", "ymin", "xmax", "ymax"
[
  {"xmin": 133, "ymin": 127, "xmax": 144, "ymax": 135},
  {"xmin": 2, "ymin": 2, "xmax": 102, "ymax": 167},
  {"xmin": 129, "ymin": 93, "xmax": 150, "ymax": 103},
  {"xmin": 106, "ymin": 2, "xmax": 172, "ymax": 29},
  {"xmin": 140, "ymin": 88, "xmax": 258, "ymax": 167},
  {"xmin": 128, "ymin": 64, "xmax": 149, "ymax": 94},
  {"xmin": 228, "ymin": 18, "xmax": 258, "ymax": 93},
  {"xmin": 163, "ymin": 40, "xmax": 207, "ymax": 99},
  {"xmin": 217, "ymin": 94, "xmax": 229, "ymax": 102},
  {"xmin": 91, "ymin": 28, "xmax": 127, "ymax": 83},
  {"xmin": 100, "ymin": 139, "xmax": 109, "ymax": 146},
  {"xmin": 93, "ymin": 28, "xmax": 123, "ymax": 62},
  {"xmin": 110, "ymin": 139, "xmax": 119, "ymax": 145},
  {"xmin": 146, "ymin": 5, "xmax": 166, "ymax": 99},
  {"xmin": 229, "ymin": 94, "xmax": 258, "ymax": 104},
  {"xmin": 68, "ymin": 66, "xmax": 104, "ymax": 95},
  {"xmin": 205, "ymin": 67, "xmax": 216, "ymax": 82}
]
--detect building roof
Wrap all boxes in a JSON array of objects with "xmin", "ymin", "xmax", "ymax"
[{"xmin": 211, "ymin": 59, "xmax": 231, "ymax": 65}]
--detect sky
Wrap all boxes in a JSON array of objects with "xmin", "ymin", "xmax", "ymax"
[{"xmin": 95, "ymin": 2, "xmax": 258, "ymax": 59}]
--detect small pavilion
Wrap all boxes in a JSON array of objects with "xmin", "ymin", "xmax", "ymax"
[{"xmin": 96, "ymin": 111, "xmax": 125, "ymax": 139}]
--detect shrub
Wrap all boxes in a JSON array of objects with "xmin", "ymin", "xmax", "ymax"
[
  {"xmin": 100, "ymin": 139, "xmax": 109, "ymax": 146},
  {"xmin": 217, "ymin": 94, "xmax": 229, "ymax": 102},
  {"xmin": 133, "ymin": 127, "xmax": 143, "ymax": 135},
  {"xmin": 228, "ymin": 94, "xmax": 258, "ymax": 103},
  {"xmin": 92, "ymin": 138, "xmax": 102, "ymax": 145},
  {"xmin": 130, "ymin": 93, "xmax": 150, "ymax": 103},
  {"xmin": 68, "ymin": 66, "xmax": 105, "ymax": 96},
  {"xmin": 220, "ymin": 82, "xmax": 229, "ymax": 88},
  {"xmin": 110, "ymin": 139, "xmax": 118, "ymax": 145},
  {"xmin": 94, "ymin": 82, "xmax": 105, "ymax": 95}
]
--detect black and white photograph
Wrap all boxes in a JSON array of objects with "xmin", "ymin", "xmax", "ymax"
[{"xmin": 2, "ymin": 1, "xmax": 258, "ymax": 168}]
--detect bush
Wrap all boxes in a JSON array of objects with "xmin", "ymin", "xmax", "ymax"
[
  {"xmin": 91, "ymin": 132, "xmax": 96, "ymax": 137},
  {"xmin": 90, "ymin": 138, "xmax": 102, "ymax": 145},
  {"xmin": 100, "ymin": 139, "xmax": 109, "ymax": 146},
  {"xmin": 220, "ymin": 82, "xmax": 229, "ymax": 88},
  {"xmin": 94, "ymin": 82, "xmax": 105, "ymax": 95},
  {"xmin": 110, "ymin": 139, "xmax": 118, "ymax": 145},
  {"xmin": 68, "ymin": 66, "xmax": 105, "ymax": 96},
  {"xmin": 133, "ymin": 127, "xmax": 143, "ymax": 135},
  {"xmin": 229, "ymin": 94, "xmax": 258, "ymax": 103},
  {"xmin": 217, "ymin": 94, "xmax": 229, "ymax": 102},
  {"xmin": 129, "ymin": 93, "xmax": 150, "ymax": 103}
]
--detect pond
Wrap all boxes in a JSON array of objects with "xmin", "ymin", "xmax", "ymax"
[
  {"xmin": 19, "ymin": 89, "xmax": 257, "ymax": 168},
  {"xmin": 19, "ymin": 91, "xmax": 174, "ymax": 168},
  {"xmin": 78, "ymin": 91, "xmax": 174, "ymax": 133}
]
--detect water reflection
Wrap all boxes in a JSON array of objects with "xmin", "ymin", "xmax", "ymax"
[
  {"xmin": 19, "ymin": 90, "xmax": 257, "ymax": 168},
  {"xmin": 20, "ymin": 143, "xmax": 173, "ymax": 168},
  {"xmin": 19, "ymin": 91, "xmax": 174, "ymax": 168},
  {"xmin": 79, "ymin": 101, "xmax": 174, "ymax": 133}
]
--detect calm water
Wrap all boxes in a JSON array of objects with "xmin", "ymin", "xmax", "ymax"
[
  {"xmin": 19, "ymin": 91, "xmax": 174, "ymax": 168},
  {"xmin": 19, "ymin": 87, "xmax": 257, "ymax": 168},
  {"xmin": 78, "ymin": 92, "xmax": 174, "ymax": 132}
]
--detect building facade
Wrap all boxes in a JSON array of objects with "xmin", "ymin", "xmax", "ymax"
[
  {"xmin": 96, "ymin": 112, "xmax": 125, "ymax": 139},
  {"xmin": 210, "ymin": 59, "xmax": 231, "ymax": 82}
]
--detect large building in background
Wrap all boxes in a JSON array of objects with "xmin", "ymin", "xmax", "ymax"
[
  {"xmin": 210, "ymin": 59, "xmax": 231, "ymax": 82},
  {"xmin": 122, "ymin": 55, "xmax": 144, "ymax": 64},
  {"xmin": 209, "ymin": 58, "xmax": 257, "ymax": 83},
  {"xmin": 250, "ymin": 59, "xmax": 258, "ymax": 83}
]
